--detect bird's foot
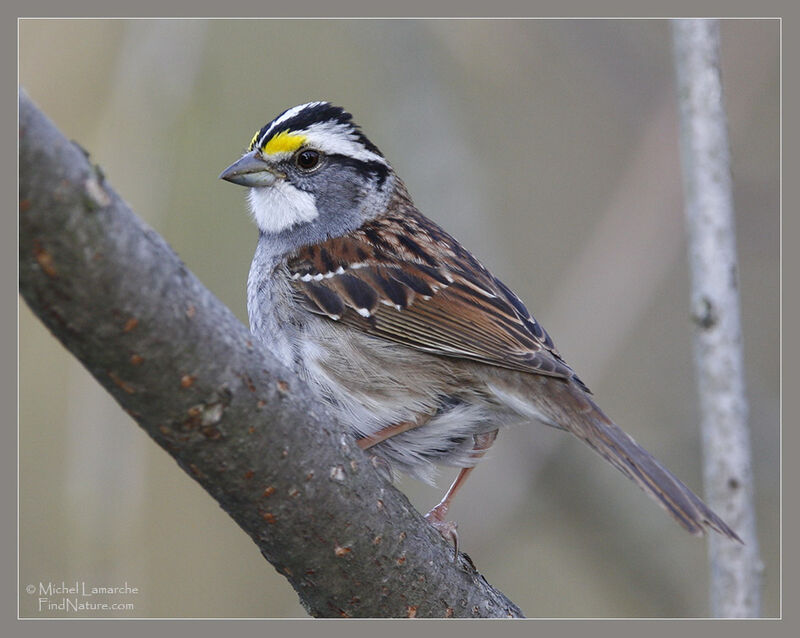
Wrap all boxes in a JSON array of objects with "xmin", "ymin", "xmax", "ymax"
[{"xmin": 425, "ymin": 504, "xmax": 459, "ymax": 559}]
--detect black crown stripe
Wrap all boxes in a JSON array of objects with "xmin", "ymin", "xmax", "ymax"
[{"xmin": 254, "ymin": 103, "xmax": 384, "ymax": 158}]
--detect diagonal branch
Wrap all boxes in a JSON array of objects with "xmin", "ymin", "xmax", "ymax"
[{"xmin": 18, "ymin": 89, "xmax": 523, "ymax": 619}]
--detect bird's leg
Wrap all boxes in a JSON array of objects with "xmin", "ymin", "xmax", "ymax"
[
  {"xmin": 425, "ymin": 429, "xmax": 499, "ymax": 556},
  {"xmin": 356, "ymin": 419, "xmax": 424, "ymax": 450},
  {"xmin": 357, "ymin": 417, "xmax": 435, "ymax": 482}
]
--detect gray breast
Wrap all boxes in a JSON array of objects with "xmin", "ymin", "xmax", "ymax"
[{"xmin": 247, "ymin": 237, "xmax": 301, "ymax": 370}]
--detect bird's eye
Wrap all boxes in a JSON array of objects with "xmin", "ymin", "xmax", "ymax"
[{"xmin": 295, "ymin": 149, "xmax": 321, "ymax": 171}]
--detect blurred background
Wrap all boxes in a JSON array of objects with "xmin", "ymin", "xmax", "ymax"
[{"xmin": 19, "ymin": 19, "xmax": 779, "ymax": 618}]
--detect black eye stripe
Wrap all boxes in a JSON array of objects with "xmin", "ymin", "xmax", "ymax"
[{"xmin": 324, "ymin": 154, "xmax": 390, "ymax": 187}]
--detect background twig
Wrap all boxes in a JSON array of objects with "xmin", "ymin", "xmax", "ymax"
[
  {"xmin": 18, "ymin": 89, "xmax": 523, "ymax": 619},
  {"xmin": 672, "ymin": 18, "xmax": 763, "ymax": 617}
]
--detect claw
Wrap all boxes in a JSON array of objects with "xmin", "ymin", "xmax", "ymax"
[
  {"xmin": 425, "ymin": 504, "xmax": 460, "ymax": 559},
  {"xmin": 368, "ymin": 454, "xmax": 394, "ymax": 483}
]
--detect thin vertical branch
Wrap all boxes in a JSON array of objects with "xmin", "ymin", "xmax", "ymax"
[{"xmin": 671, "ymin": 19, "xmax": 763, "ymax": 617}]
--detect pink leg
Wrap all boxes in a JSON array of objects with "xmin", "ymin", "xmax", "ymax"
[
  {"xmin": 357, "ymin": 420, "xmax": 422, "ymax": 450},
  {"xmin": 425, "ymin": 430, "xmax": 499, "ymax": 556}
]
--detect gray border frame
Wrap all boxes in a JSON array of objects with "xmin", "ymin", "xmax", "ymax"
[{"xmin": 7, "ymin": 2, "xmax": 789, "ymax": 636}]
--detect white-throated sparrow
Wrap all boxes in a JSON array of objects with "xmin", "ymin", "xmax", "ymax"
[{"xmin": 220, "ymin": 101, "xmax": 740, "ymax": 548}]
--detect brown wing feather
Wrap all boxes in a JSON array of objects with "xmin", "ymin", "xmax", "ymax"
[
  {"xmin": 287, "ymin": 210, "xmax": 585, "ymax": 386},
  {"xmin": 286, "ymin": 208, "xmax": 742, "ymax": 541}
]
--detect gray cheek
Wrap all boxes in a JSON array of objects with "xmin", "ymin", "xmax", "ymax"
[
  {"xmin": 318, "ymin": 169, "xmax": 363, "ymax": 206},
  {"xmin": 314, "ymin": 172, "xmax": 368, "ymax": 229},
  {"xmin": 259, "ymin": 166, "xmax": 394, "ymax": 256}
]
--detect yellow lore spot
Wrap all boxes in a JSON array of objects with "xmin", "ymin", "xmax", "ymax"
[{"xmin": 261, "ymin": 130, "xmax": 307, "ymax": 156}]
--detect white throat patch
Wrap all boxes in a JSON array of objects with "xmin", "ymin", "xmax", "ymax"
[{"xmin": 247, "ymin": 182, "xmax": 318, "ymax": 234}]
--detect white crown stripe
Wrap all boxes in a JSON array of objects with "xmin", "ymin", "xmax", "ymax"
[
  {"xmin": 257, "ymin": 101, "xmax": 326, "ymax": 149},
  {"xmin": 256, "ymin": 103, "xmax": 388, "ymax": 167},
  {"xmin": 302, "ymin": 121, "xmax": 387, "ymax": 165}
]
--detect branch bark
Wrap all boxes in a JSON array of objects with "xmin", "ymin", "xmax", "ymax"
[
  {"xmin": 18, "ymin": 89, "xmax": 523, "ymax": 619},
  {"xmin": 671, "ymin": 19, "xmax": 763, "ymax": 617}
]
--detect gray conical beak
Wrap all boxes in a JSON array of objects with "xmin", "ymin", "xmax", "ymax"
[{"xmin": 219, "ymin": 151, "xmax": 280, "ymax": 187}]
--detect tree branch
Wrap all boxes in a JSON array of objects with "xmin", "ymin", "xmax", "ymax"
[
  {"xmin": 18, "ymin": 89, "xmax": 523, "ymax": 619},
  {"xmin": 671, "ymin": 19, "xmax": 763, "ymax": 617}
]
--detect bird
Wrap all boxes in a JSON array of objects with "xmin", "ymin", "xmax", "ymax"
[{"xmin": 219, "ymin": 101, "xmax": 740, "ymax": 550}]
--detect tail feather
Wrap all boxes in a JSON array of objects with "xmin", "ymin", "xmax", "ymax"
[{"xmin": 577, "ymin": 408, "xmax": 741, "ymax": 542}]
